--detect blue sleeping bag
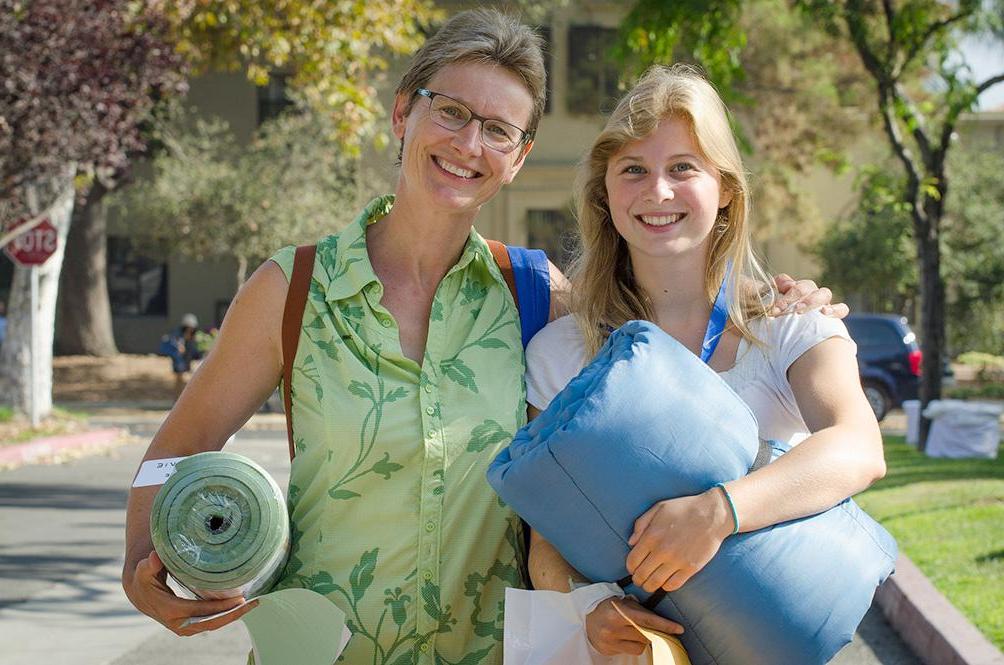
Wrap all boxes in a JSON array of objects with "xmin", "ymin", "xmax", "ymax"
[{"xmin": 488, "ymin": 320, "xmax": 897, "ymax": 665}]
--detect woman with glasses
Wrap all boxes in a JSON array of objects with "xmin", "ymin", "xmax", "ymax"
[{"xmin": 122, "ymin": 9, "xmax": 838, "ymax": 664}]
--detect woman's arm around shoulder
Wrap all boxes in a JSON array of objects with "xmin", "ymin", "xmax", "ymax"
[{"xmin": 122, "ymin": 259, "xmax": 290, "ymax": 636}]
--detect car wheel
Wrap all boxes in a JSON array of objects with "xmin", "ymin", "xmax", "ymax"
[{"xmin": 862, "ymin": 381, "xmax": 891, "ymax": 422}]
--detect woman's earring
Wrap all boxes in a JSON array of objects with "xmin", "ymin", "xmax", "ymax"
[{"xmin": 714, "ymin": 209, "xmax": 729, "ymax": 234}]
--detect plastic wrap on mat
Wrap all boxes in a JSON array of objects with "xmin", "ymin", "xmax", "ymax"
[
  {"xmin": 488, "ymin": 320, "xmax": 898, "ymax": 665},
  {"xmin": 150, "ymin": 451, "xmax": 289, "ymax": 600}
]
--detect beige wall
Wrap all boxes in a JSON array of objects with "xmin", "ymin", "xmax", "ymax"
[{"xmin": 108, "ymin": 73, "xmax": 252, "ymax": 352}]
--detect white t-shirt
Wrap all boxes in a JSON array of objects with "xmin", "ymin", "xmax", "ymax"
[{"xmin": 525, "ymin": 311, "xmax": 854, "ymax": 447}]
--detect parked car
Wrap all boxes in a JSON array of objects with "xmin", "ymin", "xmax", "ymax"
[{"xmin": 844, "ymin": 313, "xmax": 952, "ymax": 421}]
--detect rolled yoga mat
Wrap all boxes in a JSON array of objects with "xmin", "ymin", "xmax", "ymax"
[
  {"xmin": 150, "ymin": 451, "xmax": 289, "ymax": 600},
  {"xmin": 488, "ymin": 320, "xmax": 897, "ymax": 665}
]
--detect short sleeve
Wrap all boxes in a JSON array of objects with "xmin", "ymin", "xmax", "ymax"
[
  {"xmin": 268, "ymin": 245, "xmax": 297, "ymax": 281},
  {"xmin": 525, "ymin": 315, "xmax": 589, "ymax": 410},
  {"xmin": 770, "ymin": 309, "xmax": 856, "ymax": 379}
]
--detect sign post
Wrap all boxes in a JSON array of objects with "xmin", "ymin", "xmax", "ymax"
[{"xmin": 4, "ymin": 218, "xmax": 59, "ymax": 427}]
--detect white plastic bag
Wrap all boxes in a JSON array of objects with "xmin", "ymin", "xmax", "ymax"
[{"xmin": 503, "ymin": 583, "xmax": 690, "ymax": 665}]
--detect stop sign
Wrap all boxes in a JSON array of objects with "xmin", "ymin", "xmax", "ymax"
[{"xmin": 4, "ymin": 218, "xmax": 58, "ymax": 266}]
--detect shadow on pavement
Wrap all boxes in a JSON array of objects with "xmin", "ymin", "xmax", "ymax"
[{"xmin": 0, "ymin": 483, "xmax": 127, "ymax": 510}]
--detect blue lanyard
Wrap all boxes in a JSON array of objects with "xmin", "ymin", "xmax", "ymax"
[{"xmin": 700, "ymin": 276, "xmax": 729, "ymax": 364}]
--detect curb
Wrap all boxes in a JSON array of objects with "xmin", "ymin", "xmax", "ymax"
[
  {"xmin": 0, "ymin": 427, "xmax": 128, "ymax": 470},
  {"xmin": 876, "ymin": 553, "xmax": 1004, "ymax": 665}
]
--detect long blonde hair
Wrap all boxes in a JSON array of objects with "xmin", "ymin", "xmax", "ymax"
[{"xmin": 569, "ymin": 64, "xmax": 775, "ymax": 356}]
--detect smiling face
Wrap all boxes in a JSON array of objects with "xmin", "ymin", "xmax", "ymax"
[
  {"xmin": 604, "ymin": 116, "xmax": 733, "ymax": 265},
  {"xmin": 391, "ymin": 60, "xmax": 534, "ymax": 218}
]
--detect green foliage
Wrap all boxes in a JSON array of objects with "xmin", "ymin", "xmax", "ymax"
[
  {"xmin": 946, "ymin": 384, "xmax": 1004, "ymax": 400},
  {"xmin": 795, "ymin": 0, "xmax": 1004, "ymax": 404},
  {"xmin": 161, "ymin": 0, "xmax": 441, "ymax": 152},
  {"xmin": 111, "ymin": 104, "xmax": 358, "ymax": 283},
  {"xmin": 814, "ymin": 141, "xmax": 1004, "ymax": 356},
  {"xmin": 812, "ymin": 166, "xmax": 917, "ymax": 312},
  {"xmin": 957, "ymin": 352, "xmax": 1004, "ymax": 370},
  {"xmin": 943, "ymin": 145, "xmax": 1004, "ymax": 356},
  {"xmin": 857, "ymin": 436, "xmax": 1004, "ymax": 649},
  {"xmin": 617, "ymin": 0, "xmax": 746, "ymax": 105}
]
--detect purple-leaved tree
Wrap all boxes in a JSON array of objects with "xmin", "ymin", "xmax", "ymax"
[{"xmin": 0, "ymin": 0, "xmax": 186, "ymax": 417}]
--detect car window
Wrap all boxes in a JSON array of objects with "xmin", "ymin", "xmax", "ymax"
[{"xmin": 846, "ymin": 320, "xmax": 903, "ymax": 347}]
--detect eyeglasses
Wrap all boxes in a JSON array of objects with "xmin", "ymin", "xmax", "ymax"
[{"xmin": 415, "ymin": 88, "xmax": 532, "ymax": 154}]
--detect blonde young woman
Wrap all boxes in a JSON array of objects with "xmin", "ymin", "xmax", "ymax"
[{"xmin": 523, "ymin": 65, "xmax": 886, "ymax": 657}]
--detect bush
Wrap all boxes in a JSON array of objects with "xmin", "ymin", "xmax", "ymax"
[
  {"xmin": 946, "ymin": 384, "xmax": 1004, "ymax": 401},
  {"xmin": 957, "ymin": 352, "xmax": 1004, "ymax": 383}
]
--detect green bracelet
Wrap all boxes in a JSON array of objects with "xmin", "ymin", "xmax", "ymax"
[{"xmin": 715, "ymin": 482, "xmax": 740, "ymax": 536}]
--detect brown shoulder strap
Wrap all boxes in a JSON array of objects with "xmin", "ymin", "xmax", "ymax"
[
  {"xmin": 282, "ymin": 244, "xmax": 317, "ymax": 461},
  {"xmin": 486, "ymin": 239, "xmax": 519, "ymax": 308}
]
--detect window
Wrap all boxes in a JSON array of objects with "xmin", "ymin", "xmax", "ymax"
[
  {"xmin": 527, "ymin": 208, "xmax": 576, "ymax": 271},
  {"xmin": 846, "ymin": 319, "xmax": 903, "ymax": 348},
  {"xmin": 107, "ymin": 236, "xmax": 168, "ymax": 316},
  {"xmin": 566, "ymin": 25, "xmax": 620, "ymax": 115},
  {"xmin": 257, "ymin": 73, "xmax": 294, "ymax": 124}
]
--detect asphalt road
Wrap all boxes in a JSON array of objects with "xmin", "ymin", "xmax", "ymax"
[{"xmin": 0, "ymin": 414, "xmax": 920, "ymax": 665}]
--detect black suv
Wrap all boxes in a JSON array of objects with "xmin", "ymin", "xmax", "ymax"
[{"xmin": 845, "ymin": 314, "xmax": 922, "ymax": 421}]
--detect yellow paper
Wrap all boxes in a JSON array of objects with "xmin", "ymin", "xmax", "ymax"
[{"xmin": 612, "ymin": 601, "xmax": 692, "ymax": 665}]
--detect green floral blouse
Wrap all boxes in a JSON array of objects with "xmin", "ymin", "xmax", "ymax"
[{"xmin": 269, "ymin": 196, "xmax": 528, "ymax": 665}]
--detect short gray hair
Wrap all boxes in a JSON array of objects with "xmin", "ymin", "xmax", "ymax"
[{"xmin": 396, "ymin": 8, "xmax": 546, "ymax": 139}]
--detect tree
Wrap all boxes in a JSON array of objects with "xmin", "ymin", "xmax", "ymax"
[
  {"xmin": 55, "ymin": 0, "xmax": 439, "ymax": 356},
  {"xmin": 812, "ymin": 167, "xmax": 917, "ymax": 314},
  {"xmin": 0, "ymin": 0, "xmax": 185, "ymax": 418},
  {"xmin": 941, "ymin": 144, "xmax": 1004, "ymax": 356},
  {"xmin": 797, "ymin": 0, "xmax": 1004, "ymax": 446},
  {"xmin": 114, "ymin": 105, "xmax": 360, "ymax": 287},
  {"xmin": 813, "ymin": 143, "xmax": 1004, "ymax": 357},
  {"xmin": 159, "ymin": 0, "xmax": 438, "ymax": 151}
]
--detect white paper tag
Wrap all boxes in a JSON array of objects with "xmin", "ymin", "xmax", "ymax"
[{"xmin": 132, "ymin": 456, "xmax": 186, "ymax": 488}]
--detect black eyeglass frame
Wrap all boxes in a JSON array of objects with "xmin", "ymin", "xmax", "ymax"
[{"xmin": 415, "ymin": 88, "xmax": 534, "ymax": 153}]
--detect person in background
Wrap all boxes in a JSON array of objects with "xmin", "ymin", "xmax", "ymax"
[{"xmin": 159, "ymin": 313, "xmax": 202, "ymax": 398}]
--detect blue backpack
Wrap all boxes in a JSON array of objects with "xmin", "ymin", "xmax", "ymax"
[{"xmin": 485, "ymin": 241, "xmax": 551, "ymax": 348}]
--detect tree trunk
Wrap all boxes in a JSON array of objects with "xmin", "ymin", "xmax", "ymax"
[
  {"xmin": 916, "ymin": 211, "xmax": 945, "ymax": 450},
  {"xmin": 0, "ymin": 170, "xmax": 75, "ymax": 418},
  {"xmin": 55, "ymin": 180, "xmax": 118, "ymax": 356},
  {"xmin": 236, "ymin": 254, "xmax": 249, "ymax": 290}
]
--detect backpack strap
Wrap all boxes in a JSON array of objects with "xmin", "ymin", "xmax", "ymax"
[
  {"xmin": 282, "ymin": 244, "xmax": 317, "ymax": 461},
  {"xmin": 487, "ymin": 240, "xmax": 551, "ymax": 348},
  {"xmin": 486, "ymin": 240, "xmax": 519, "ymax": 307}
]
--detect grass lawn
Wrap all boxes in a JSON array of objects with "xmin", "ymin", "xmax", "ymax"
[
  {"xmin": 856, "ymin": 436, "xmax": 1004, "ymax": 650},
  {"xmin": 0, "ymin": 407, "xmax": 90, "ymax": 447}
]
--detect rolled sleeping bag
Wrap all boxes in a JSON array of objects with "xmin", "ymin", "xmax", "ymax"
[
  {"xmin": 488, "ymin": 320, "xmax": 897, "ymax": 665},
  {"xmin": 150, "ymin": 451, "xmax": 289, "ymax": 600}
]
